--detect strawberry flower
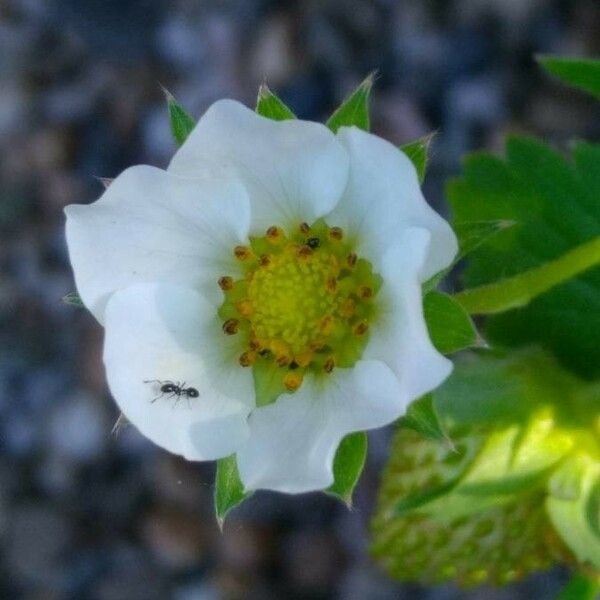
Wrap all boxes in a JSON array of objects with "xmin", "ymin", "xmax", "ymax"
[{"xmin": 65, "ymin": 99, "xmax": 457, "ymax": 494}]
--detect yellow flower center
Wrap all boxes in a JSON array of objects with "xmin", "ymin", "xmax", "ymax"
[{"xmin": 218, "ymin": 220, "xmax": 381, "ymax": 393}]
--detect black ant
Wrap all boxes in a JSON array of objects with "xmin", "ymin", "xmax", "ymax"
[
  {"xmin": 144, "ymin": 380, "xmax": 199, "ymax": 405},
  {"xmin": 306, "ymin": 237, "xmax": 320, "ymax": 249}
]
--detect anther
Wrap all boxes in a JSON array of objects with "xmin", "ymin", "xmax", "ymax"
[
  {"xmin": 359, "ymin": 286, "xmax": 373, "ymax": 299},
  {"xmin": 353, "ymin": 320, "xmax": 369, "ymax": 336},
  {"xmin": 266, "ymin": 226, "xmax": 283, "ymax": 243},
  {"xmin": 222, "ymin": 318, "xmax": 240, "ymax": 335},
  {"xmin": 259, "ymin": 254, "xmax": 271, "ymax": 267},
  {"xmin": 297, "ymin": 245, "xmax": 313, "ymax": 259},
  {"xmin": 234, "ymin": 246, "xmax": 252, "ymax": 261},
  {"xmin": 329, "ymin": 226, "xmax": 344, "ymax": 241},
  {"xmin": 326, "ymin": 277, "xmax": 337, "ymax": 292},
  {"xmin": 283, "ymin": 371, "xmax": 303, "ymax": 392},
  {"xmin": 218, "ymin": 276, "xmax": 233, "ymax": 291},
  {"xmin": 341, "ymin": 298, "xmax": 355, "ymax": 318},
  {"xmin": 347, "ymin": 253, "xmax": 357, "ymax": 266},
  {"xmin": 239, "ymin": 351, "xmax": 257, "ymax": 367},
  {"xmin": 276, "ymin": 354, "xmax": 291, "ymax": 367},
  {"xmin": 299, "ymin": 222, "xmax": 310, "ymax": 234},
  {"xmin": 306, "ymin": 237, "xmax": 320, "ymax": 249},
  {"xmin": 295, "ymin": 351, "xmax": 313, "ymax": 368},
  {"xmin": 236, "ymin": 299, "xmax": 253, "ymax": 317},
  {"xmin": 324, "ymin": 357, "xmax": 335, "ymax": 373},
  {"xmin": 320, "ymin": 315, "xmax": 335, "ymax": 335}
]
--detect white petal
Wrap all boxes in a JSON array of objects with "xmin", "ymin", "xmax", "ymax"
[
  {"xmin": 65, "ymin": 165, "xmax": 250, "ymax": 322},
  {"xmin": 168, "ymin": 99, "xmax": 349, "ymax": 233},
  {"xmin": 329, "ymin": 126, "xmax": 458, "ymax": 279},
  {"xmin": 237, "ymin": 360, "xmax": 404, "ymax": 494},
  {"xmin": 103, "ymin": 283, "xmax": 252, "ymax": 461},
  {"xmin": 366, "ymin": 228, "xmax": 453, "ymax": 400}
]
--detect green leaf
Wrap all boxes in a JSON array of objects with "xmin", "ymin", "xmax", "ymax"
[
  {"xmin": 62, "ymin": 291, "xmax": 83, "ymax": 307},
  {"xmin": 214, "ymin": 455, "xmax": 250, "ymax": 529},
  {"xmin": 255, "ymin": 84, "xmax": 296, "ymax": 121},
  {"xmin": 454, "ymin": 235, "xmax": 600, "ymax": 315},
  {"xmin": 422, "ymin": 220, "xmax": 515, "ymax": 293},
  {"xmin": 398, "ymin": 393, "xmax": 450, "ymax": 444},
  {"xmin": 423, "ymin": 290, "xmax": 478, "ymax": 354},
  {"xmin": 400, "ymin": 133, "xmax": 435, "ymax": 183},
  {"xmin": 327, "ymin": 432, "xmax": 368, "ymax": 506},
  {"xmin": 454, "ymin": 220, "xmax": 516, "ymax": 260},
  {"xmin": 326, "ymin": 73, "xmax": 374, "ymax": 133},
  {"xmin": 556, "ymin": 573, "xmax": 600, "ymax": 600},
  {"xmin": 547, "ymin": 455, "xmax": 600, "ymax": 570},
  {"xmin": 448, "ymin": 137, "xmax": 600, "ymax": 378},
  {"xmin": 538, "ymin": 55, "xmax": 600, "ymax": 100},
  {"xmin": 164, "ymin": 88, "xmax": 195, "ymax": 145}
]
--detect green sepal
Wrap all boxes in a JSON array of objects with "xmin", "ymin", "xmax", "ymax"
[
  {"xmin": 423, "ymin": 290, "xmax": 478, "ymax": 354},
  {"xmin": 537, "ymin": 55, "xmax": 600, "ymax": 100},
  {"xmin": 326, "ymin": 432, "xmax": 368, "ymax": 507},
  {"xmin": 252, "ymin": 359, "xmax": 287, "ymax": 407},
  {"xmin": 164, "ymin": 88, "xmax": 195, "ymax": 145},
  {"xmin": 398, "ymin": 393, "xmax": 451, "ymax": 445},
  {"xmin": 214, "ymin": 454, "xmax": 251, "ymax": 529},
  {"xmin": 255, "ymin": 84, "xmax": 296, "ymax": 121},
  {"xmin": 400, "ymin": 133, "xmax": 435, "ymax": 183},
  {"xmin": 326, "ymin": 72, "xmax": 374, "ymax": 133},
  {"xmin": 547, "ymin": 455, "xmax": 600, "ymax": 570},
  {"xmin": 62, "ymin": 291, "xmax": 83, "ymax": 307}
]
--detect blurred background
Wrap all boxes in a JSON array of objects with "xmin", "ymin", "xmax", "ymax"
[{"xmin": 0, "ymin": 0, "xmax": 599, "ymax": 598}]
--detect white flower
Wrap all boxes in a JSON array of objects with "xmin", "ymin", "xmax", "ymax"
[{"xmin": 65, "ymin": 100, "xmax": 457, "ymax": 494}]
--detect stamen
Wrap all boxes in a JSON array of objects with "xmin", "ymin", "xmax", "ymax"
[
  {"xmin": 297, "ymin": 245, "xmax": 313, "ymax": 259},
  {"xmin": 239, "ymin": 351, "xmax": 257, "ymax": 367},
  {"xmin": 259, "ymin": 254, "xmax": 271, "ymax": 267},
  {"xmin": 329, "ymin": 226, "xmax": 344, "ymax": 241},
  {"xmin": 359, "ymin": 286, "xmax": 373, "ymax": 299},
  {"xmin": 266, "ymin": 226, "xmax": 283, "ymax": 243},
  {"xmin": 234, "ymin": 246, "xmax": 252, "ymax": 261},
  {"xmin": 283, "ymin": 371, "xmax": 303, "ymax": 392},
  {"xmin": 222, "ymin": 318, "xmax": 240, "ymax": 335},
  {"xmin": 347, "ymin": 253, "xmax": 357, "ymax": 266},
  {"xmin": 299, "ymin": 222, "xmax": 310, "ymax": 234},
  {"xmin": 324, "ymin": 357, "xmax": 335, "ymax": 373},
  {"xmin": 236, "ymin": 299, "xmax": 253, "ymax": 317},
  {"xmin": 218, "ymin": 276, "xmax": 233, "ymax": 291},
  {"xmin": 353, "ymin": 320, "xmax": 369, "ymax": 336},
  {"xmin": 341, "ymin": 298, "xmax": 355, "ymax": 318}
]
